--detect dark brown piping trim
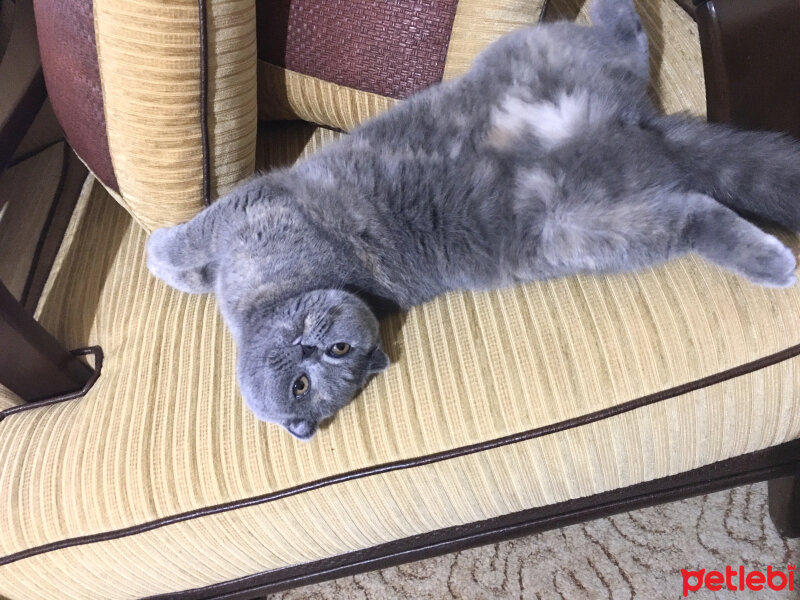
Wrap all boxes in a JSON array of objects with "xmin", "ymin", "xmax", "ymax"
[
  {"xmin": 1, "ymin": 342, "xmax": 799, "ymax": 567},
  {"xmin": 151, "ymin": 439, "xmax": 800, "ymax": 600},
  {"xmin": 198, "ymin": 0, "xmax": 211, "ymax": 207},
  {"xmin": 0, "ymin": 345, "xmax": 103, "ymax": 422}
]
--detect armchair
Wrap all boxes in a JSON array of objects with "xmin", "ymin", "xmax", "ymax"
[{"xmin": 1, "ymin": 0, "xmax": 798, "ymax": 597}]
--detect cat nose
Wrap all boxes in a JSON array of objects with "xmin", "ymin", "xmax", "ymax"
[
  {"xmin": 286, "ymin": 419, "xmax": 317, "ymax": 440},
  {"xmin": 301, "ymin": 345, "xmax": 316, "ymax": 358}
]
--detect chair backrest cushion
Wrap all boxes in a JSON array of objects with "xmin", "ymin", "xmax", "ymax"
[
  {"xmin": 34, "ymin": 0, "xmax": 258, "ymax": 231},
  {"xmin": 256, "ymin": 0, "xmax": 547, "ymax": 131}
]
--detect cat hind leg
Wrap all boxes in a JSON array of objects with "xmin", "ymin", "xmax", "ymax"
[
  {"xmin": 685, "ymin": 193, "xmax": 797, "ymax": 288},
  {"xmin": 590, "ymin": 0, "xmax": 648, "ymax": 66},
  {"xmin": 526, "ymin": 190, "xmax": 796, "ymax": 288}
]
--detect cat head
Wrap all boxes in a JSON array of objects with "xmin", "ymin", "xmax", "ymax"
[
  {"xmin": 236, "ymin": 289, "xmax": 389, "ymax": 439},
  {"xmin": 146, "ymin": 187, "xmax": 390, "ymax": 441}
]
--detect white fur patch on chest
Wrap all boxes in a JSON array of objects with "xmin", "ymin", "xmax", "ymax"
[{"xmin": 489, "ymin": 90, "xmax": 608, "ymax": 149}]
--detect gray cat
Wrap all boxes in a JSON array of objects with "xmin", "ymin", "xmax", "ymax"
[{"xmin": 148, "ymin": 0, "xmax": 800, "ymax": 440}]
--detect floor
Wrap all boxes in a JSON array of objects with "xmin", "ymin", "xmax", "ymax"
[{"xmin": 269, "ymin": 482, "xmax": 799, "ymax": 599}]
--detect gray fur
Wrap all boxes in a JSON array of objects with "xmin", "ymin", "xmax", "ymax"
[{"xmin": 148, "ymin": 0, "xmax": 800, "ymax": 439}]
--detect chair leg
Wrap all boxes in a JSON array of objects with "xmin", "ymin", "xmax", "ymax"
[
  {"xmin": 0, "ymin": 280, "xmax": 93, "ymax": 401},
  {"xmin": 768, "ymin": 474, "xmax": 800, "ymax": 538},
  {"xmin": 695, "ymin": 0, "xmax": 800, "ymax": 137}
]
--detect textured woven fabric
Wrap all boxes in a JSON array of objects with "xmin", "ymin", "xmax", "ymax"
[
  {"xmin": 2, "ymin": 3, "xmax": 799, "ymax": 597},
  {"xmin": 34, "ymin": 0, "xmax": 119, "ymax": 191},
  {"xmin": 257, "ymin": 0, "xmax": 459, "ymax": 99},
  {"xmin": 257, "ymin": 0, "xmax": 546, "ymax": 130},
  {"xmin": 94, "ymin": 0, "xmax": 257, "ymax": 231}
]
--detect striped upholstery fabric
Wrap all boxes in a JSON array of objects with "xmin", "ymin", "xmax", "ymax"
[
  {"xmin": 34, "ymin": 0, "xmax": 258, "ymax": 232},
  {"xmin": 2, "ymin": 1, "xmax": 799, "ymax": 598},
  {"xmin": 256, "ymin": 0, "xmax": 547, "ymax": 130}
]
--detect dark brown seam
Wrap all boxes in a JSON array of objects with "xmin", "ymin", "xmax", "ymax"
[
  {"xmin": 20, "ymin": 142, "xmax": 69, "ymax": 307},
  {"xmin": 1, "ymin": 342, "xmax": 799, "ymax": 567},
  {"xmin": 198, "ymin": 0, "xmax": 211, "ymax": 206},
  {"xmin": 0, "ymin": 346, "xmax": 103, "ymax": 423}
]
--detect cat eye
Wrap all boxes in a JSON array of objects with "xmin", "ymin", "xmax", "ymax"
[
  {"xmin": 327, "ymin": 342, "xmax": 351, "ymax": 357},
  {"xmin": 292, "ymin": 374, "xmax": 310, "ymax": 398}
]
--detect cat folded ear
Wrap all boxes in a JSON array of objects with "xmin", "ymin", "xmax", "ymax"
[
  {"xmin": 367, "ymin": 346, "xmax": 390, "ymax": 374},
  {"xmin": 146, "ymin": 211, "xmax": 218, "ymax": 294}
]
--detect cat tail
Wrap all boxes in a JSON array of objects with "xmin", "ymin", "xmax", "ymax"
[
  {"xmin": 658, "ymin": 114, "xmax": 800, "ymax": 231},
  {"xmin": 590, "ymin": 0, "xmax": 646, "ymax": 50}
]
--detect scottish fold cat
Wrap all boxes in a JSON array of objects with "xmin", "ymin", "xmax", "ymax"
[{"xmin": 148, "ymin": 0, "xmax": 800, "ymax": 440}]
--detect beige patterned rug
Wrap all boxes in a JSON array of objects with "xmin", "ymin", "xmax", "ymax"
[{"xmin": 271, "ymin": 483, "xmax": 799, "ymax": 599}]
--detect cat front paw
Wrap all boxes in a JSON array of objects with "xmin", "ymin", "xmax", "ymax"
[{"xmin": 743, "ymin": 235, "xmax": 797, "ymax": 288}]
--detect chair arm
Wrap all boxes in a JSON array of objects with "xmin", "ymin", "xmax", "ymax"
[{"xmin": 695, "ymin": 0, "xmax": 800, "ymax": 136}]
